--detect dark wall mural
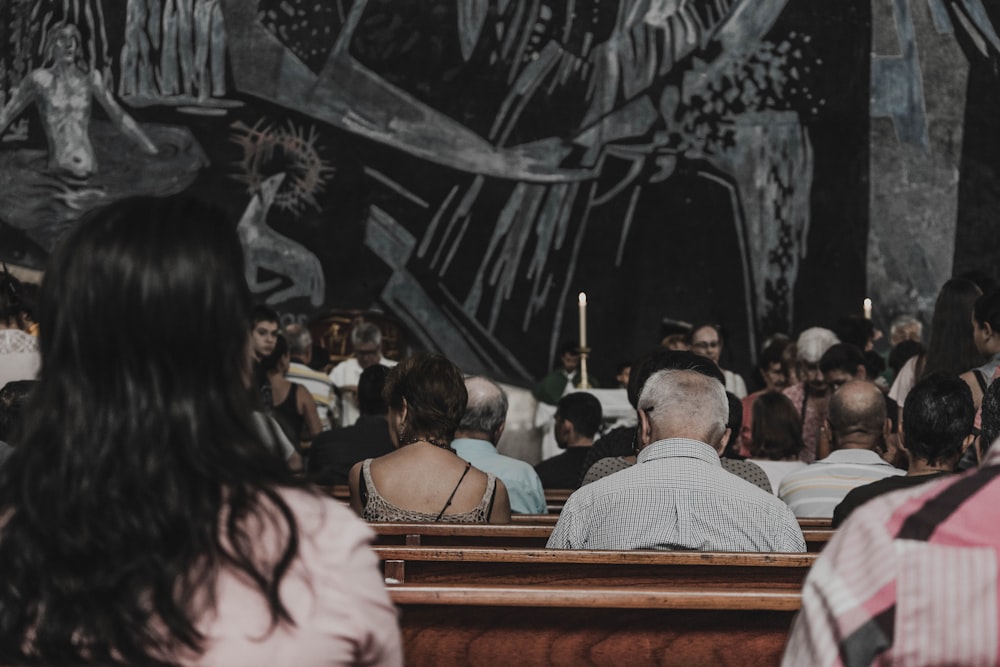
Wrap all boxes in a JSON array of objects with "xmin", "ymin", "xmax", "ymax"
[{"xmin": 0, "ymin": 1, "xmax": 991, "ymax": 387}]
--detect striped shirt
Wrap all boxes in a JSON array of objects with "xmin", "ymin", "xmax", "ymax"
[
  {"xmin": 783, "ymin": 446, "xmax": 1000, "ymax": 666},
  {"xmin": 778, "ymin": 449, "xmax": 904, "ymax": 518},
  {"xmin": 547, "ymin": 438, "xmax": 805, "ymax": 552}
]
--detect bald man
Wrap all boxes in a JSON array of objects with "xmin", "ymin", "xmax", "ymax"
[
  {"xmin": 452, "ymin": 376, "xmax": 547, "ymax": 514},
  {"xmin": 778, "ymin": 380, "xmax": 904, "ymax": 518},
  {"xmin": 547, "ymin": 369, "xmax": 804, "ymax": 551}
]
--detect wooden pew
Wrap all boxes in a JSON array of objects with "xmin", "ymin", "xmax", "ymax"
[
  {"xmin": 372, "ymin": 521, "xmax": 834, "ymax": 552},
  {"xmin": 391, "ymin": 582, "xmax": 799, "ymax": 666},
  {"xmin": 375, "ymin": 546, "xmax": 816, "ymax": 588}
]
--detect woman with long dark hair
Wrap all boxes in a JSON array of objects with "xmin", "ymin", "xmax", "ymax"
[
  {"xmin": 0, "ymin": 196, "xmax": 400, "ymax": 665},
  {"xmin": 889, "ymin": 278, "xmax": 981, "ymax": 406}
]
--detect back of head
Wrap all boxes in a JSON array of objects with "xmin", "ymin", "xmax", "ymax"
[
  {"xmin": 627, "ymin": 348, "xmax": 724, "ymax": 408},
  {"xmin": 0, "ymin": 195, "xmax": 297, "ymax": 664},
  {"xmin": 902, "ymin": 373, "xmax": 974, "ymax": 467},
  {"xmin": 284, "ymin": 323, "xmax": 312, "ymax": 359},
  {"xmin": 751, "ymin": 391, "xmax": 805, "ymax": 460},
  {"xmin": 0, "ymin": 379, "xmax": 35, "ymax": 444},
  {"xmin": 923, "ymin": 278, "xmax": 982, "ymax": 377},
  {"xmin": 556, "ymin": 392, "xmax": 603, "ymax": 439},
  {"xmin": 384, "ymin": 352, "xmax": 467, "ymax": 442},
  {"xmin": 819, "ymin": 343, "xmax": 866, "ymax": 376},
  {"xmin": 796, "ymin": 327, "xmax": 839, "ymax": 364},
  {"xmin": 358, "ymin": 364, "xmax": 390, "ymax": 415},
  {"xmin": 458, "ymin": 376, "xmax": 508, "ymax": 441},
  {"xmin": 827, "ymin": 380, "xmax": 887, "ymax": 446},
  {"xmin": 638, "ymin": 369, "xmax": 729, "ymax": 445},
  {"xmin": 833, "ymin": 316, "xmax": 875, "ymax": 350},
  {"xmin": 981, "ymin": 379, "xmax": 1000, "ymax": 456},
  {"xmin": 889, "ymin": 339, "xmax": 924, "ymax": 374}
]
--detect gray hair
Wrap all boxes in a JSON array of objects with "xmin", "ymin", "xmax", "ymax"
[
  {"xmin": 459, "ymin": 376, "xmax": 508, "ymax": 439},
  {"xmin": 638, "ymin": 369, "xmax": 729, "ymax": 444},
  {"xmin": 283, "ymin": 323, "xmax": 312, "ymax": 357},
  {"xmin": 796, "ymin": 327, "xmax": 839, "ymax": 364},
  {"xmin": 890, "ymin": 314, "xmax": 922, "ymax": 340},
  {"xmin": 350, "ymin": 321, "xmax": 382, "ymax": 348}
]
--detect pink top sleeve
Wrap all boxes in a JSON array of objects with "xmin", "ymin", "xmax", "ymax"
[{"xmin": 189, "ymin": 491, "xmax": 402, "ymax": 667}]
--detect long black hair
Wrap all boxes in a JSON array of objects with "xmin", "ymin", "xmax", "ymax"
[{"xmin": 0, "ymin": 196, "xmax": 306, "ymax": 665}]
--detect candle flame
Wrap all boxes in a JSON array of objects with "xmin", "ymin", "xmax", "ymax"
[
  {"xmin": 864, "ymin": 298, "xmax": 872, "ymax": 309},
  {"xmin": 578, "ymin": 292, "xmax": 587, "ymax": 306}
]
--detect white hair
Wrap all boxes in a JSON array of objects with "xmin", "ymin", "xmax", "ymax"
[
  {"xmin": 637, "ymin": 369, "xmax": 729, "ymax": 444},
  {"xmin": 796, "ymin": 327, "xmax": 839, "ymax": 364}
]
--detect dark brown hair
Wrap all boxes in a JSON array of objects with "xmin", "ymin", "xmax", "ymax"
[
  {"xmin": 750, "ymin": 391, "xmax": 805, "ymax": 460},
  {"xmin": 383, "ymin": 352, "xmax": 467, "ymax": 443}
]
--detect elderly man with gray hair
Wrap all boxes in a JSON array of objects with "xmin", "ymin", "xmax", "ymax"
[
  {"xmin": 328, "ymin": 321, "xmax": 397, "ymax": 427},
  {"xmin": 547, "ymin": 369, "xmax": 805, "ymax": 551},
  {"xmin": 783, "ymin": 327, "xmax": 840, "ymax": 462},
  {"xmin": 452, "ymin": 376, "xmax": 547, "ymax": 514}
]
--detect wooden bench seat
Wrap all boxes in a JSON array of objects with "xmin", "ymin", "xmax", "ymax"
[
  {"xmin": 372, "ymin": 521, "xmax": 834, "ymax": 551},
  {"xmin": 375, "ymin": 546, "xmax": 817, "ymax": 588},
  {"xmin": 391, "ymin": 583, "xmax": 798, "ymax": 666}
]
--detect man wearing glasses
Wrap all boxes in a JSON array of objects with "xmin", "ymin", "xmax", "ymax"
[{"xmin": 328, "ymin": 322, "xmax": 397, "ymax": 428}]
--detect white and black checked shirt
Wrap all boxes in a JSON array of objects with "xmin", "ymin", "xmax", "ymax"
[{"xmin": 547, "ymin": 438, "xmax": 806, "ymax": 552}]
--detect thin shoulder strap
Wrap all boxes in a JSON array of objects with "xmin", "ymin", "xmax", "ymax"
[
  {"xmin": 435, "ymin": 462, "xmax": 473, "ymax": 522},
  {"xmin": 975, "ymin": 369, "xmax": 989, "ymax": 394},
  {"xmin": 485, "ymin": 476, "xmax": 498, "ymax": 518}
]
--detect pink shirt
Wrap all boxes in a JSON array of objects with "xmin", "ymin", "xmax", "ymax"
[{"xmin": 188, "ymin": 490, "xmax": 401, "ymax": 666}]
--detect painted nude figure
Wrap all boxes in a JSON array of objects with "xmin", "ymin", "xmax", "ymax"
[{"xmin": 0, "ymin": 22, "xmax": 158, "ymax": 178}]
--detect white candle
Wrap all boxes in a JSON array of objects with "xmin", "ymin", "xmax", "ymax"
[
  {"xmin": 578, "ymin": 292, "xmax": 587, "ymax": 349},
  {"xmin": 863, "ymin": 298, "xmax": 872, "ymax": 320}
]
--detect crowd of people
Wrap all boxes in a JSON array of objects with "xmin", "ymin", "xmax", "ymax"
[{"xmin": 1, "ymin": 193, "xmax": 999, "ymax": 664}]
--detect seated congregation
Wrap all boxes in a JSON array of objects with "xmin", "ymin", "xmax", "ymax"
[{"xmin": 3, "ymin": 195, "xmax": 1000, "ymax": 666}]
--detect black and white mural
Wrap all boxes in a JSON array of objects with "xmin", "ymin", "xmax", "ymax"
[{"xmin": 0, "ymin": 0, "xmax": 995, "ymax": 385}]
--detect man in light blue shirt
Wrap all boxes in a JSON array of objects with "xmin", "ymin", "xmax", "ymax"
[{"xmin": 453, "ymin": 376, "xmax": 547, "ymax": 514}]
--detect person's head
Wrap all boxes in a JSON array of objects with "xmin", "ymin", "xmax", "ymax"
[
  {"xmin": 834, "ymin": 315, "xmax": 877, "ymax": 352},
  {"xmin": 457, "ymin": 376, "xmax": 509, "ymax": 444},
  {"xmin": 0, "ymin": 380, "xmax": 35, "ymax": 444},
  {"xmin": 972, "ymin": 288, "xmax": 1000, "ymax": 358},
  {"xmin": 626, "ymin": 349, "xmax": 724, "ymax": 408},
  {"xmin": 820, "ymin": 343, "xmax": 867, "ymax": 392},
  {"xmin": 795, "ymin": 327, "xmax": 839, "ymax": 394},
  {"xmin": 350, "ymin": 321, "xmax": 384, "ymax": 370},
  {"xmin": 283, "ymin": 323, "xmax": 312, "ymax": 364},
  {"xmin": 260, "ymin": 333, "xmax": 290, "ymax": 375},
  {"xmin": 901, "ymin": 373, "xmax": 974, "ymax": 469},
  {"xmin": 722, "ymin": 391, "xmax": 743, "ymax": 458},
  {"xmin": 889, "ymin": 339, "xmax": 924, "ymax": 375},
  {"xmin": 615, "ymin": 362, "xmax": 631, "ymax": 389},
  {"xmin": 922, "ymin": 278, "xmax": 982, "ymax": 377},
  {"xmin": 750, "ymin": 392, "xmax": 805, "ymax": 461},
  {"xmin": 757, "ymin": 338, "xmax": 790, "ymax": 392},
  {"xmin": 556, "ymin": 341, "xmax": 581, "ymax": 373},
  {"xmin": 250, "ymin": 305, "xmax": 279, "ymax": 361},
  {"xmin": 890, "ymin": 314, "xmax": 923, "ymax": 346},
  {"xmin": 357, "ymin": 364, "xmax": 389, "ymax": 416},
  {"xmin": 383, "ymin": 352, "xmax": 467, "ymax": 445},
  {"xmin": 689, "ymin": 323, "xmax": 724, "ymax": 364},
  {"xmin": 660, "ymin": 333, "xmax": 690, "ymax": 351},
  {"xmin": 0, "ymin": 195, "xmax": 299, "ymax": 663},
  {"xmin": 826, "ymin": 380, "xmax": 887, "ymax": 450},
  {"xmin": 979, "ymin": 379, "xmax": 1000, "ymax": 460},
  {"xmin": 637, "ymin": 369, "xmax": 729, "ymax": 452},
  {"xmin": 554, "ymin": 392, "xmax": 602, "ymax": 447},
  {"xmin": 44, "ymin": 22, "xmax": 86, "ymax": 70}
]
